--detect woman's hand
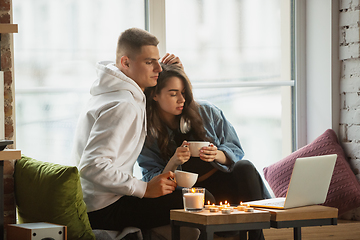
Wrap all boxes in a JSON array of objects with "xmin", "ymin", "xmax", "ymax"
[
  {"xmin": 163, "ymin": 141, "xmax": 190, "ymax": 173},
  {"xmin": 200, "ymin": 143, "xmax": 231, "ymax": 165},
  {"xmin": 170, "ymin": 141, "xmax": 190, "ymax": 166},
  {"xmin": 161, "ymin": 53, "xmax": 183, "ymax": 69},
  {"xmin": 199, "ymin": 143, "xmax": 218, "ymax": 162}
]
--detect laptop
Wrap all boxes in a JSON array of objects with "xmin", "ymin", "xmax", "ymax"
[{"xmin": 244, "ymin": 154, "xmax": 337, "ymax": 209}]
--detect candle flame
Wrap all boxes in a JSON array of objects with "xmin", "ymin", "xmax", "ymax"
[
  {"xmin": 191, "ymin": 188, "xmax": 196, "ymax": 193},
  {"xmin": 207, "ymin": 200, "xmax": 210, "ymax": 205},
  {"xmin": 220, "ymin": 202, "xmax": 223, "ymax": 206}
]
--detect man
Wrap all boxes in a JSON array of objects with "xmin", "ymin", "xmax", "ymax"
[{"xmin": 71, "ymin": 28, "xmax": 184, "ymax": 231}]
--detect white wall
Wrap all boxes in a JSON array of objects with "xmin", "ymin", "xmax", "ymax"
[
  {"xmin": 339, "ymin": 0, "xmax": 360, "ymax": 176},
  {"xmin": 297, "ymin": 0, "xmax": 340, "ymax": 148}
]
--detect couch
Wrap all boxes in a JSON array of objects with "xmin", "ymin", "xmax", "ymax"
[
  {"xmin": 13, "ymin": 129, "xmax": 360, "ymax": 240},
  {"xmin": 13, "ymin": 155, "xmax": 199, "ymax": 240}
]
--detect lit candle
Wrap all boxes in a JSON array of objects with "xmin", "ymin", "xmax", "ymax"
[
  {"xmin": 245, "ymin": 205, "xmax": 254, "ymax": 212},
  {"xmin": 219, "ymin": 201, "xmax": 227, "ymax": 209},
  {"xmin": 237, "ymin": 202, "xmax": 246, "ymax": 211},
  {"xmin": 183, "ymin": 188, "xmax": 205, "ymax": 211},
  {"xmin": 210, "ymin": 206, "xmax": 219, "ymax": 212},
  {"xmin": 205, "ymin": 201, "xmax": 212, "ymax": 210},
  {"xmin": 237, "ymin": 205, "xmax": 246, "ymax": 211},
  {"xmin": 221, "ymin": 208, "xmax": 231, "ymax": 214}
]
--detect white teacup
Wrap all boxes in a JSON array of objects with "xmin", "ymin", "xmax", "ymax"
[
  {"xmin": 188, "ymin": 141, "xmax": 210, "ymax": 157},
  {"xmin": 174, "ymin": 170, "xmax": 198, "ymax": 188}
]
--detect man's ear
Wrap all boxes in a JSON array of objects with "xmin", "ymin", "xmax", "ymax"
[{"xmin": 120, "ymin": 56, "xmax": 130, "ymax": 68}]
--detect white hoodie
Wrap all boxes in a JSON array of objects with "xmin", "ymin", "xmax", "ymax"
[{"xmin": 72, "ymin": 61, "xmax": 148, "ymax": 212}]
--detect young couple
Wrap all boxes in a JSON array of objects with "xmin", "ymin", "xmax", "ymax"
[{"xmin": 72, "ymin": 27, "xmax": 269, "ymax": 240}]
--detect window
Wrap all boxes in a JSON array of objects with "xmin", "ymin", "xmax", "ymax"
[
  {"xmin": 14, "ymin": 0, "xmax": 144, "ymax": 166},
  {"xmin": 14, "ymin": 0, "xmax": 294, "ymax": 179},
  {"xmin": 161, "ymin": 0, "xmax": 294, "ymax": 174}
]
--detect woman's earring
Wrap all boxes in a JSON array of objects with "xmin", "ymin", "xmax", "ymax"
[{"xmin": 180, "ymin": 116, "xmax": 191, "ymax": 134}]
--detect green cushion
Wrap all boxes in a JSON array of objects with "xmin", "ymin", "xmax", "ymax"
[{"xmin": 14, "ymin": 155, "xmax": 95, "ymax": 240}]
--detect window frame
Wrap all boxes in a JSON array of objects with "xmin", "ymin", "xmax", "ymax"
[{"xmin": 294, "ymin": 0, "xmax": 340, "ymax": 148}]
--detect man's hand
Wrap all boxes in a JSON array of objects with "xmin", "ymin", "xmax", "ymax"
[
  {"xmin": 144, "ymin": 171, "xmax": 177, "ymax": 198},
  {"xmin": 161, "ymin": 53, "xmax": 183, "ymax": 69}
]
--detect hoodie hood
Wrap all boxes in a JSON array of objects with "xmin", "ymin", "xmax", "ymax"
[{"xmin": 90, "ymin": 61, "xmax": 145, "ymax": 102}]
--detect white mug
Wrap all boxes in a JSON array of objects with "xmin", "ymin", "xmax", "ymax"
[
  {"xmin": 188, "ymin": 141, "xmax": 210, "ymax": 157},
  {"xmin": 174, "ymin": 170, "xmax": 198, "ymax": 188}
]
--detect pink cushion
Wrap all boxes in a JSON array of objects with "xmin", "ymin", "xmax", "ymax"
[{"xmin": 263, "ymin": 129, "xmax": 360, "ymax": 216}]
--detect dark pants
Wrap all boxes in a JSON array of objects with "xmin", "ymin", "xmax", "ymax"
[
  {"xmin": 88, "ymin": 190, "xmax": 183, "ymax": 231},
  {"xmin": 195, "ymin": 160, "xmax": 270, "ymax": 204},
  {"xmin": 89, "ymin": 160, "xmax": 268, "ymax": 240},
  {"xmin": 88, "ymin": 188, "xmax": 214, "ymax": 232}
]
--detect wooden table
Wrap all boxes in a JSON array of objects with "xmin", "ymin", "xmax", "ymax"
[
  {"xmin": 258, "ymin": 205, "xmax": 338, "ymax": 240},
  {"xmin": 0, "ymin": 150, "xmax": 21, "ymax": 240},
  {"xmin": 170, "ymin": 209, "xmax": 270, "ymax": 240}
]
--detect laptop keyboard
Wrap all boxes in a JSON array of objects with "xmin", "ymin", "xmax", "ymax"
[{"xmin": 254, "ymin": 201, "xmax": 284, "ymax": 207}]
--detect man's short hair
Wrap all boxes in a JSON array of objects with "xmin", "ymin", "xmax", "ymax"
[{"xmin": 116, "ymin": 28, "xmax": 159, "ymax": 63}]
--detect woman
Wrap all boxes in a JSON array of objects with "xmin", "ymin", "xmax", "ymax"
[
  {"xmin": 138, "ymin": 64, "xmax": 269, "ymax": 239},
  {"xmin": 138, "ymin": 63, "xmax": 270, "ymax": 202}
]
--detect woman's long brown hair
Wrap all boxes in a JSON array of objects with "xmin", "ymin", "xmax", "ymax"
[{"xmin": 144, "ymin": 63, "xmax": 209, "ymax": 160}]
